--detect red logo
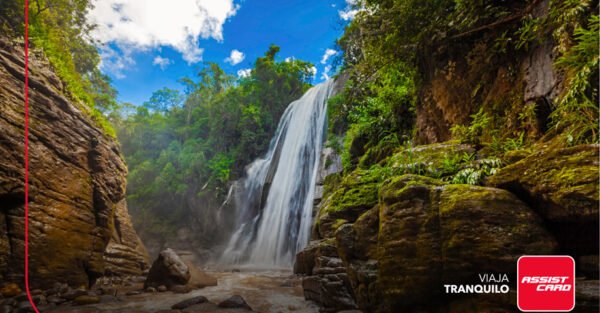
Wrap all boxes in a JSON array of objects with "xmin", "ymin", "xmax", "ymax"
[{"xmin": 517, "ymin": 256, "xmax": 575, "ymax": 312}]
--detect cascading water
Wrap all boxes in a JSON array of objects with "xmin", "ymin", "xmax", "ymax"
[{"xmin": 220, "ymin": 79, "xmax": 334, "ymax": 267}]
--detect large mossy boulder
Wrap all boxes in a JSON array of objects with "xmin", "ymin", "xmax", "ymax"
[
  {"xmin": 335, "ymin": 175, "xmax": 557, "ymax": 312},
  {"xmin": 316, "ymin": 169, "xmax": 383, "ymax": 238},
  {"xmin": 487, "ymin": 144, "xmax": 599, "ymax": 256}
]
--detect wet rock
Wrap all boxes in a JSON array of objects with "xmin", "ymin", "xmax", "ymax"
[
  {"xmin": 46, "ymin": 295, "xmax": 67, "ymax": 305},
  {"xmin": 61, "ymin": 289, "xmax": 87, "ymax": 300},
  {"xmin": 98, "ymin": 295, "xmax": 119, "ymax": 303},
  {"xmin": 146, "ymin": 287, "xmax": 157, "ymax": 293},
  {"xmin": 158, "ymin": 285, "xmax": 167, "ymax": 292},
  {"xmin": 15, "ymin": 301, "xmax": 35, "ymax": 313},
  {"xmin": 145, "ymin": 249, "xmax": 191, "ymax": 289},
  {"xmin": 171, "ymin": 296, "xmax": 208, "ymax": 310},
  {"xmin": 73, "ymin": 295, "xmax": 100, "ymax": 305},
  {"xmin": 0, "ymin": 284, "xmax": 21, "ymax": 297},
  {"xmin": 170, "ymin": 285, "xmax": 191, "ymax": 294},
  {"xmin": 155, "ymin": 310, "xmax": 181, "ymax": 313},
  {"xmin": 279, "ymin": 280, "xmax": 294, "ymax": 287},
  {"xmin": 218, "ymin": 295, "xmax": 252, "ymax": 310},
  {"xmin": 125, "ymin": 290, "xmax": 142, "ymax": 296},
  {"xmin": 296, "ymin": 241, "xmax": 357, "ymax": 312}
]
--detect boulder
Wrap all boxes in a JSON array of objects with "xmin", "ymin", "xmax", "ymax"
[
  {"xmin": 487, "ymin": 144, "xmax": 599, "ymax": 256},
  {"xmin": 300, "ymin": 173, "xmax": 559, "ymax": 312},
  {"xmin": 295, "ymin": 240, "xmax": 357, "ymax": 312},
  {"xmin": 145, "ymin": 249, "xmax": 191, "ymax": 289},
  {"xmin": 218, "ymin": 295, "xmax": 252, "ymax": 310}
]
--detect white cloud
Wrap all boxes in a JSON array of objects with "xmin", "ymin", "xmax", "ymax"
[
  {"xmin": 98, "ymin": 45, "xmax": 135, "ymax": 79},
  {"xmin": 320, "ymin": 49, "xmax": 338, "ymax": 64},
  {"xmin": 321, "ymin": 65, "xmax": 332, "ymax": 80},
  {"xmin": 285, "ymin": 57, "xmax": 294, "ymax": 63},
  {"xmin": 237, "ymin": 68, "xmax": 252, "ymax": 78},
  {"xmin": 339, "ymin": 0, "xmax": 360, "ymax": 20},
  {"xmin": 152, "ymin": 56, "xmax": 172, "ymax": 70},
  {"xmin": 309, "ymin": 66, "xmax": 317, "ymax": 77},
  {"xmin": 88, "ymin": 0, "xmax": 239, "ymax": 76},
  {"xmin": 225, "ymin": 49, "xmax": 245, "ymax": 65}
]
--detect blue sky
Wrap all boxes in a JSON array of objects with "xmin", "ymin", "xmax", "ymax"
[{"xmin": 88, "ymin": 0, "xmax": 354, "ymax": 105}]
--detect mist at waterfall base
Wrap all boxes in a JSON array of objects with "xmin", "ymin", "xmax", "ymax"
[{"xmin": 216, "ymin": 80, "xmax": 335, "ymax": 269}]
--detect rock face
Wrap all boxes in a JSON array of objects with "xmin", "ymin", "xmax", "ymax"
[
  {"xmin": 487, "ymin": 143, "xmax": 599, "ymax": 259},
  {"xmin": 0, "ymin": 39, "xmax": 148, "ymax": 288},
  {"xmin": 144, "ymin": 248, "xmax": 190, "ymax": 289},
  {"xmin": 294, "ymin": 240, "xmax": 356, "ymax": 312},
  {"xmin": 298, "ymin": 169, "xmax": 558, "ymax": 312},
  {"xmin": 415, "ymin": 0, "xmax": 560, "ymax": 144}
]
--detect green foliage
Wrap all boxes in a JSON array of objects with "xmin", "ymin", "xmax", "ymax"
[
  {"xmin": 450, "ymin": 158, "xmax": 502, "ymax": 185},
  {"xmin": 333, "ymin": 63, "xmax": 417, "ymax": 171},
  {"xmin": 552, "ymin": 13, "xmax": 599, "ymax": 144},
  {"xmin": 450, "ymin": 108, "xmax": 491, "ymax": 145},
  {"xmin": 0, "ymin": 0, "xmax": 119, "ymax": 136},
  {"xmin": 117, "ymin": 47, "xmax": 313, "ymax": 239}
]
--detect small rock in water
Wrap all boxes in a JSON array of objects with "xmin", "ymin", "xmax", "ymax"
[
  {"xmin": 171, "ymin": 295, "xmax": 208, "ymax": 309},
  {"xmin": 231, "ymin": 269, "xmax": 241, "ymax": 273},
  {"xmin": 157, "ymin": 285, "xmax": 167, "ymax": 292},
  {"xmin": 46, "ymin": 295, "xmax": 67, "ymax": 304},
  {"xmin": 16, "ymin": 301, "xmax": 35, "ymax": 313},
  {"xmin": 218, "ymin": 295, "xmax": 252, "ymax": 310},
  {"xmin": 146, "ymin": 287, "xmax": 157, "ymax": 293},
  {"xmin": 280, "ymin": 280, "xmax": 294, "ymax": 287},
  {"xmin": 73, "ymin": 295, "xmax": 100, "ymax": 305},
  {"xmin": 169, "ymin": 285, "xmax": 191, "ymax": 294}
]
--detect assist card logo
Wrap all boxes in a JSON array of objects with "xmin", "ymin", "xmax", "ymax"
[{"xmin": 517, "ymin": 256, "xmax": 575, "ymax": 312}]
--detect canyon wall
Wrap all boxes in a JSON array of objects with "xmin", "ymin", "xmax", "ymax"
[{"xmin": 0, "ymin": 39, "xmax": 148, "ymax": 289}]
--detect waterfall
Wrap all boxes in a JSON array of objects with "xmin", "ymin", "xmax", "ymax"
[{"xmin": 220, "ymin": 79, "xmax": 334, "ymax": 267}]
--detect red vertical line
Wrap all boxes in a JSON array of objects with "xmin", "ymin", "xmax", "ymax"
[{"xmin": 24, "ymin": 0, "xmax": 41, "ymax": 312}]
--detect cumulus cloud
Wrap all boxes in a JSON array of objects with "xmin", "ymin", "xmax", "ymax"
[
  {"xmin": 309, "ymin": 66, "xmax": 317, "ymax": 77},
  {"xmin": 88, "ymin": 0, "xmax": 239, "ymax": 76},
  {"xmin": 237, "ymin": 68, "xmax": 252, "ymax": 78},
  {"xmin": 153, "ymin": 56, "xmax": 172, "ymax": 70},
  {"xmin": 320, "ymin": 49, "xmax": 338, "ymax": 64},
  {"xmin": 225, "ymin": 49, "xmax": 245, "ymax": 65},
  {"xmin": 339, "ymin": 0, "xmax": 360, "ymax": 20}
]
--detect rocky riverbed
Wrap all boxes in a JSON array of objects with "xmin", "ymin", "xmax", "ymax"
[{"xmin": 0, "ymin": 270, "xmax": 319, "ymax": 313}]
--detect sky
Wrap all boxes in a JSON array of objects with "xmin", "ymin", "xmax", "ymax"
[{"xmin": 87, "ymin": 0, "xmax": 358, "ymax": 105}]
